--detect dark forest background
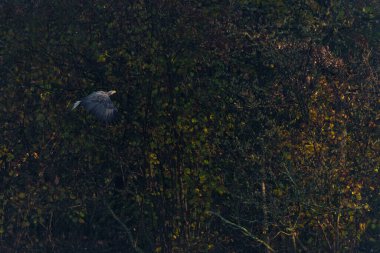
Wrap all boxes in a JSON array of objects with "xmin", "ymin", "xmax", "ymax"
[{"xmin": 0, "ymin": 1, "xmax": 379, "ymax": 252}]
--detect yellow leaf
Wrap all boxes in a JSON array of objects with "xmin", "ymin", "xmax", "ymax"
[{"xmin": 32, "ymin": 152, "xmax": 39, "ymax": 159}]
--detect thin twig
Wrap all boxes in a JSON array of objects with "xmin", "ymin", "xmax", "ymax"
[
  {"xmin": 104, "ymin": 201, "xmax": 144, "ymax": 253},
  {"xmin": 209, "ymin": 211, "xmax": 275, "ymax": 252}
]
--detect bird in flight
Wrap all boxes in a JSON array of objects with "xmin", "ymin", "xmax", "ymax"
[{"xmin": 72, "ymin": 90, "xmax": 118, "ymax": 123}]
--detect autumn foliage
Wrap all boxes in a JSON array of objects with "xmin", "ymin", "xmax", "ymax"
[{"xmin": 0, "ymin": 1, "xmax": 378, "ymax": 252}]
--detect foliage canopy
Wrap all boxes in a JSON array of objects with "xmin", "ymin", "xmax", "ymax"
[{"xmin": 0, "ymin": 1, "xmax": 378, "ymax": 252}]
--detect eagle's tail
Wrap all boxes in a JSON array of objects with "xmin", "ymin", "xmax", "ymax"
[{"xmin": 72, "ymin": 101, "xmax": 81, "ymax": 110}]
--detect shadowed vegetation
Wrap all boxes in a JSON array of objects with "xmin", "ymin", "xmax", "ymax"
[{"xmin": 0, "ymin": 1, "xmax": 378, "ymax": 252}]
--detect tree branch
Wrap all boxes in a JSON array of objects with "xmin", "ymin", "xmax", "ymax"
[{"xmin": 209, "ymin": 211, "xmax": 275, "ymax": 252}]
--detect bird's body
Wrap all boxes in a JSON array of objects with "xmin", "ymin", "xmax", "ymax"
[{"xmin": 72, "ymin": 90, "xmax": 118, "ymax": 123}]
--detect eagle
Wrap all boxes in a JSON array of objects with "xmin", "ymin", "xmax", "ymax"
[{"xmin": 72, "ymin": 90, "xmax": 118, "ymax": 123}]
